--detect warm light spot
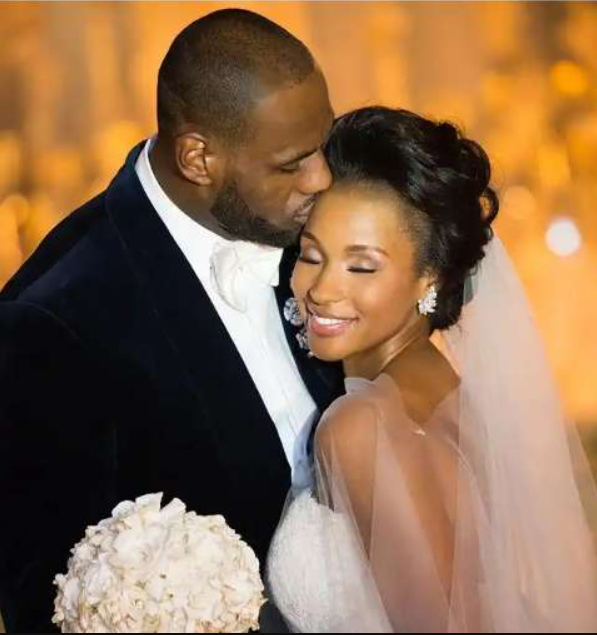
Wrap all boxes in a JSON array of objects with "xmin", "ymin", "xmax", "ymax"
[
  {"xmin": 546, "ymin": 217, "xmax": 582, "ymax": 257},
  {"xmin": 550, "ymin": 61, "xmax": 590, "ymax": 98}
]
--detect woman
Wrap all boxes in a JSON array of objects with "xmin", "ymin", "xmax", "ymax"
[{"xmin": 267, "ymin": 107, "xmax": 597, "ymax": 632}]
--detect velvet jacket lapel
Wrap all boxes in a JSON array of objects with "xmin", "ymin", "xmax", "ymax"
[
  {"xmin": 104, "ymin": 145, "xmax": 292, "ymax": 493},
  {"xmin": 105, "ymin": 144, "xmax": 343, "ymax": 482}
]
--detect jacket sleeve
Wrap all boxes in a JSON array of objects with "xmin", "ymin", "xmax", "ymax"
[{"xmin": 0, "ymin": 302, "xmax": 117, "ymax": 633}]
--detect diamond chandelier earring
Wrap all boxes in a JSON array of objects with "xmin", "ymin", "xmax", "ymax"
[
  {"xmin": 417, "ymin": 285, "xmax": 438, "ymax": 316},
  {"xmin": 284, "ymin": 297, "xmax": 313, "ymax": 356}
]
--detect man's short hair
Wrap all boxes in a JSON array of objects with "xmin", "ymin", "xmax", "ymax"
[{"xmin": 157, "ymin": 9, "xmax": 316, "ymax": 145}]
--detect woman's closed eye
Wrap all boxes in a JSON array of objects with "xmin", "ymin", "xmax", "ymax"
[
  {"xmin": 298, "ymin": 254, "xmax": 380, "ymax": 273},
  {"xmin": 298, "ymin": 246, "xmax": 323, "ymax": 265},
  {"xmin": 298, "ymin": 254, "xmax": 322, "ymax": 265},
  {"xmin": 347, "ymin": 258, "xmax": 381, "ymax": 274}
]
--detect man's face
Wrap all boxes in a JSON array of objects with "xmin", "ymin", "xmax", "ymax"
[{"xmin": 212, "ymin": 70, "xmax": 335, "ymax": 248}]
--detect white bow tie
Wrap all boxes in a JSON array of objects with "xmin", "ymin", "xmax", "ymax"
[{"xmin": 210, "ymin": 241, "xmax": 284, "ymax": 312}]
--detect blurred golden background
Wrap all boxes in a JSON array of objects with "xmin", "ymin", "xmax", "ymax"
[{"xmin": 0, "ymin": 1, "xmax": 596, "ymax": 428}]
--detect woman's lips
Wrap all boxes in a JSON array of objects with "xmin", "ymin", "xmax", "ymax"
[{"xmin": 307, "ymin": 311, "xmax": 357, "ymax": 338}]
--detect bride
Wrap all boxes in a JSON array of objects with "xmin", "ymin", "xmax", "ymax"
[{"xmin": 267, "ymin": 106, "xmax": 597, "ymax": 632}]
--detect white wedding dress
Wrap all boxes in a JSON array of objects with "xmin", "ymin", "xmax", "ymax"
[
  {"xmin": 268, "ymin": 372, "xmax": 466, "ymax": 633},
  {"xmin": 267, "ymin": 489, "xmax": 382, "ymax": 633},
  {"xmin": 267, "ymin": 239, "xmax": 597, "ymax": 633},
  {"xmin": 268, "ymin": 375, "xmax": 485, "ymax": 633}
]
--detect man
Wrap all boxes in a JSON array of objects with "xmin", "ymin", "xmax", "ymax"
[{"xmin": 0, "ymin": 9, "xmax": 343, "ymax": 632}]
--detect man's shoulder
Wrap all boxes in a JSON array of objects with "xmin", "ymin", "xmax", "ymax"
[
  {"xmin": 0, "ymin": 190, "xmax": 145, "ymax": 362},
  {"xmin": 1, "ymin": 138, "xmax": 147, "ymax": 310},
  {"xmin": 0, "ymin": 190, "xmax": 130, "ymax": 313}
]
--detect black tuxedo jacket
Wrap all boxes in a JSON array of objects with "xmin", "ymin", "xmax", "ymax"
[{"xmin": 0, "ymin": 143, "xmax": 344, "ymax": 633}]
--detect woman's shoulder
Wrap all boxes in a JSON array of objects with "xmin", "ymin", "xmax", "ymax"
[{"xmin": 316, "ymin": 384, "xmax": 383, "ymax": 455}]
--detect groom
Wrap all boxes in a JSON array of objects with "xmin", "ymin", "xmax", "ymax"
[{"xmin": 0, "ymin": 9, "xmax": 343, "ymax": 633}]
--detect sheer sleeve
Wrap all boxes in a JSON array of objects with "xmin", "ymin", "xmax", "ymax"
[{"xmin": 315, "ymin": 386, "xmax": 484, "ymax": 632}]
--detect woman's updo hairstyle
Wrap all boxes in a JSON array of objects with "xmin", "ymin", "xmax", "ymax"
[{"xmin": 324, "ymin": 106, "xmax": 499, "ymax": 332}]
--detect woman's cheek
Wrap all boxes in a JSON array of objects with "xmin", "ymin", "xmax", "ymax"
[{"xmin": 351, "ymin": 278, "xmax": 387, "ymax": 314}]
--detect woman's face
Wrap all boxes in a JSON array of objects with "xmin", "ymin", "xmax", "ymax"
[{"xmin": 292, "ymin": 182, "xmax": 430, "ymax": 363}]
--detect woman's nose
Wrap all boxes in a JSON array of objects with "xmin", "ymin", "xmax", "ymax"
[{"xmin": 307, "ymin": 266, "xmax": 344, "ymax": 306}]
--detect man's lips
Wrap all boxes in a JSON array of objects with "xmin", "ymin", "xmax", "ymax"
[{"xmin": 293, "ymin": 198, "xmax": 317, "ymax": 223}]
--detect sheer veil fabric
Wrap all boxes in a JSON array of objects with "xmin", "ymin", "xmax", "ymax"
[{"xmin": 267, "ymin": 238, "xmax": 597, "ymax": 633}]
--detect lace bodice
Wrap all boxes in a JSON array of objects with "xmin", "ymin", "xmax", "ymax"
[
  {"xmin": 267, "ymin": 491, "xmax": 377, "ymax": 633},
  {"xmin": 267, "ymin": 374, "xmax": 460, "ymax": 633}
]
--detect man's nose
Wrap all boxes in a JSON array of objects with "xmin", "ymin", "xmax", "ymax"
[{"xmin": 298, "ymin": 150, "xmax": 332, "ymax": 196}]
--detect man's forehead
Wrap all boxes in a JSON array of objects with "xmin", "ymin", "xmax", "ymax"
[
  {"xmin": 248, "ymin": 104, "xmax": 334, "ymax": 160},
  {"xmin": 247, "ymin": 74, "xmax": 333, "ymax": 141}
]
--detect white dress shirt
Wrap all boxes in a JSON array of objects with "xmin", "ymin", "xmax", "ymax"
[{"xmin": 136, "ymin": 139, "xmax": 317, "ymax": 485}]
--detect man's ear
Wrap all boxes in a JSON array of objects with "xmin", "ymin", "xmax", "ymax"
[{"xmin": 174, "ymin": 132, "xmax": 225, "ymax": 187}]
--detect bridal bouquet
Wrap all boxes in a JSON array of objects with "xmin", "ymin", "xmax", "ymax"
[{"xmin": 52, "ymin": 494, "xmax": 265, "ymax": 633}]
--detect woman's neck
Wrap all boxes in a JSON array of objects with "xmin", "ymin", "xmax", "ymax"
[{"xmin": 343, "ymin": 317, "xmax": 430, "ymax": 381}]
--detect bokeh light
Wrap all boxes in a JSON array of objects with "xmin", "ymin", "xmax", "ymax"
[
  {"xmin": 546, "ymin": 217, "xmax": 583, "ymax": 257},
  {"xmin": 550, "ymin": 60, "xmax": 590, "ymax": 98}
]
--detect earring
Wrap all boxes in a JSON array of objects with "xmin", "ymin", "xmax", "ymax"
[
  {"xmin": 417, "ymin": 285, "xmax": 438, "ymax": 316},
  {"xmin": 284, "ymin": 297, "xmax": 305, "ymax": 327},
  {"xmin": 285, "ymin": 298, "xmax": 313, "ymax": 356},
  {"xmin": 296, "ymin": 328, "xmax": 311, "ymax": 353}
]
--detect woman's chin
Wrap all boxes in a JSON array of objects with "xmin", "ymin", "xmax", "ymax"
[{"xmin": 308, "ymin": 339, "xmax": 350, "ymax": 364}]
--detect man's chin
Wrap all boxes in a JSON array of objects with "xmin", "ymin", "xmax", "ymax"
[
  {"xmin": 258, "ymin": 225, "xmax": 302, "ymax": 249},
  {"xmin": 215, "ymin": 217, "xmax": 299, "ymax": 248}
]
